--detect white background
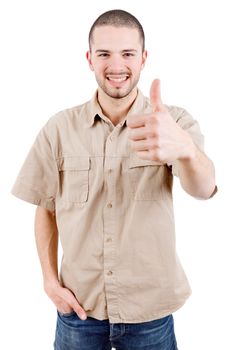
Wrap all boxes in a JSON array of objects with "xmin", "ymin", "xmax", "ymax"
[{"xmin": 0, "ymin": 0, "xmax": 232, "ymax": 349}]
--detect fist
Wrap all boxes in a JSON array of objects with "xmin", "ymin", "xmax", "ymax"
[{"xmin": 127, "ymin": 79, "xmax": 194, "ymax": 163}]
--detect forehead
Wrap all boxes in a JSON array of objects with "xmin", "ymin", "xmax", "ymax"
[{"xmin": 91, "ymin": 25, "xmax": 141, "ymax": 50}]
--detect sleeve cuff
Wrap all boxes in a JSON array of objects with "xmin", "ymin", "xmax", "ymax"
[{"xmin": 11, "ymin": 183, "xmax": 55, "ymax": 212}]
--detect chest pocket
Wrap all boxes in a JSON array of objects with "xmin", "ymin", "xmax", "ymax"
[
  {"xmin": 58, "ymin": 156, "xmax": 90, "ymax": 203},
  {"xmin": 129, "ymin": 156, "xmax": 166, "ymax": 200}
]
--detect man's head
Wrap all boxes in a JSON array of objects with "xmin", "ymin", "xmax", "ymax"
[
  {"xmin": 86, "ymin": 9, "xmax": 147, "ymax": 99},
  {"xmin": 88, "ymin": 9, "xmax": 145, "ymax": 52}
]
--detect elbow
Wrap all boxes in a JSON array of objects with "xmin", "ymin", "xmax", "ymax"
[{"xmin": 184, "ymin": 184, "xmax": 218, "ymax": 200}]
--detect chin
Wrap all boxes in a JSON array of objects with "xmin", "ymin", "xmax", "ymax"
[{"xmin": 105, "ymin": 86, "xmax": 134, "ymax": 99}]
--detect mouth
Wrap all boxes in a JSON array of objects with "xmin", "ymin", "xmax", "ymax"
[{"xmin": 106, "ymin": 74, "xmax": 130, "ymax": 83}]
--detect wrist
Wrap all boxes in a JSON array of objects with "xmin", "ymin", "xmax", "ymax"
[
  {"xmin": 178, "ymin": 132, "xmax": 197, "ymax": 161},
  {"xmin": 44, "ymin": 277, "xmax": 61, "ymax": 294}
]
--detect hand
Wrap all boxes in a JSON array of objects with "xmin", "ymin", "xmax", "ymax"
[
  {"xmin": 127, "ymin": 79, "xmax": 195, "ymax": 163},
  {"xmin": 44, "ymin": 280, "xmax": 87, "ymax": 320}
]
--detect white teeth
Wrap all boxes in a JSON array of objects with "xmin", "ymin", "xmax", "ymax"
[
  {"xmin": 109, "ymin": 77, "xmax": 127, "ymax": 82},
  {"xmin": 106, "ymin": 75, "xmax": 129, "ymax": 82}
]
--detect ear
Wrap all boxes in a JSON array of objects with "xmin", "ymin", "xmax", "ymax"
[
  {"xmin": 141, "ymin": 50, "xmax": 148, "ymax": 70},
  {"xmin": 86, "ymin": 51, "xmax": 94, "ymax": 71}
]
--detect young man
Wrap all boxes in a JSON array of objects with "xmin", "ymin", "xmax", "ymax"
[{"xmin": 12, "ymin": 9, "xmax": 217, "ymax": 350}]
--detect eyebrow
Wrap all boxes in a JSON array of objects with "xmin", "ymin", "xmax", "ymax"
[{"xmin": 95, "ymin": 49, "xmax": 138, "ymax": 53}]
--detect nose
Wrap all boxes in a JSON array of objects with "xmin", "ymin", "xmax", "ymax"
[{"xmin": 107, "ymin": 54, "xmax": 126, "ymax": 72}]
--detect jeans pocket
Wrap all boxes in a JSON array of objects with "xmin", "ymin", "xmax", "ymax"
[{"xmin": 57, "ymin": 309, "xmax": 76, "ymax": 318}]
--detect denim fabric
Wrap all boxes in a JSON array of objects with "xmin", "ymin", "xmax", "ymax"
[{"xmin": 54, "ymin": 311, "xmax": 178, "ymax": 350}]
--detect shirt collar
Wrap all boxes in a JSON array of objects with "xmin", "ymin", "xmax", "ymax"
[{"xmin": 83, "ymin": 88, "xmax": 149, "ymax": 128}]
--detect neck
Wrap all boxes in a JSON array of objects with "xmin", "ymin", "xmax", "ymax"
[{"xmin": 97, "ymin": 87, "xmax": 138, "ymax": 126}]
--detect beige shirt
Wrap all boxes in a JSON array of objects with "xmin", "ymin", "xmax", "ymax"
[{"xmin": 12, "ymin": 89, "xmax": 205, "ymax": 323}]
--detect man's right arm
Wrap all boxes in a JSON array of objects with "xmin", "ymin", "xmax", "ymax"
[{"xmin": 34, "ymin": 206, "xmax": 87, "ymax": 320}]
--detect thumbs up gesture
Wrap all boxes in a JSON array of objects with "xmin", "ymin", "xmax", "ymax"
[{"xmin": 127, "ymin": 79, "xmax": 195, "ymax": 163}]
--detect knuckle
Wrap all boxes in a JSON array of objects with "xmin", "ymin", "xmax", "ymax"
[
  {"xmin": 129, "ymin": 140, "xmax": 135, "ymax": 150},
  {"xmin": 146, "ymin": 135, "xmax": 162, "ymax": 149},
  {"xmin": 62, "ymin": 288, "xmax": 71, "ymax": 299},
  {"xmin": 147, "ymin": 139, "xmax": 156, "ymax": 150},
  {"xmin": 150, "ymin": 149, "xmax": 164, "ymax": 162},
  {"xmin": 71, "ymin": 299, "xmax": 81, "ymax": 310},
  {"xmin": 155, "ymin": 138, "xmax": 162, "ymax": 149},
  {"xmin": 76, "ymin": 305, "xmax": 83, "ymax": 313},
  {"xmin": 147, "ymin": 115, "xmax": 156, "ymax": 125},
  {"xmin": 145, "ymin": 123, "xmax": 160, "ymax": 138},
  {"xmin": 147, "ymin": 129, "xmax": 157, "ymax": 138}
]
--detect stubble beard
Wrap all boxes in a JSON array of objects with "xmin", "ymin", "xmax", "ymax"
[{"xmin": 95, "ymin": 74, "xmax": 140, "ymax": 100}]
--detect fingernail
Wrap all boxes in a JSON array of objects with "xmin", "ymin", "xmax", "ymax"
[{"xmin": 80, "ymin": 313, "xmax": 87, "ymax": 320}]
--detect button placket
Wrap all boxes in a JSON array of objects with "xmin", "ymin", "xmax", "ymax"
[{"xmin": 103, "ymin": 129, "xmax": 119, "ymax": 318}]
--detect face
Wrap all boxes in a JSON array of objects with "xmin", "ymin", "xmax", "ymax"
[{"xmin": 87, "ymin": 26, "xmax": 147, "ymax": 99}]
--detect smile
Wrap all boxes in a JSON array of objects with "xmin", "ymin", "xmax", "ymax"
[{"xmin": 106, "ymin": 75, "xmax": 129, "ymax": 82}]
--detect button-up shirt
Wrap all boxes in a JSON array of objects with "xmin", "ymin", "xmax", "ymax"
[{"xmin": 12, "ymin": 89, "xmax": 205, "ymax": 323}]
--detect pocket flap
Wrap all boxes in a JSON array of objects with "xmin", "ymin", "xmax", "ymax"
[
  {"xmin": 58, "ymin": 156, "xmax": 90, "ymax": 171},
  {"xmin": 129, "ymin": 155, "xmax": 164, "ymax": 169}
]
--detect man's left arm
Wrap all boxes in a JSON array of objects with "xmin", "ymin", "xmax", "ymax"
[
  {"xmin": 176, "ymin": 139, "xmax": 217, "ymax": 199},
  {"xmin": 127, "ymin": 79, "xmax": 217, "ymax": 200}
]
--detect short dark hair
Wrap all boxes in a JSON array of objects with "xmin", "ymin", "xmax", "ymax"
[{"xmin": 88, "ymin": 9, "xmax": 145, "ymax": 52}]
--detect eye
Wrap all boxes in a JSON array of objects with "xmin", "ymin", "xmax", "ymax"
[
  {"xmin": 123, "ymin": 53, "xmax": 135, "ymax": 57},
  {"xmin": 98, "ymin": 53, "xmax": 109, "ymax": 57}
]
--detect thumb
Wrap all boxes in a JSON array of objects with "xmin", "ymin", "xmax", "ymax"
[
  {"xmin": 73, "ymin": 302, "xmax": 87, "ymax": 320},
  {"xmin": 150, "ymin": 79, "xmax": 165, "ymax": 112}
]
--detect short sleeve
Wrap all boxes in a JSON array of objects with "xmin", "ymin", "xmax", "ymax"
[
  {"xmin": 11, "ymin": 123, "xmax": 58, "ymax": 211},
  {"xmin": 166, "ymin": 106, "xmax": 204, "ymax": 177}
]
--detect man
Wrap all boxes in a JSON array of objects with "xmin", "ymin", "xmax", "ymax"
[{"xmin": 12, "ymin": 9, "xmax": 217, "ymax": 350}]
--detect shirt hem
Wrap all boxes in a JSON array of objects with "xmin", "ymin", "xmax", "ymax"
[{"xmin": 85, "ymin": 292, "xmax": 192, "ymax": 324}]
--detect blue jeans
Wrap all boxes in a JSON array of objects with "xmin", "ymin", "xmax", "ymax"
[{"xmin": 54, "ymin": 311, "xmax": 178, "ymax": 350}]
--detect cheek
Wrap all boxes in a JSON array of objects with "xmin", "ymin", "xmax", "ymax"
[
  {"xmin": 128, "ymin": 58, "xmax": 144, "ymax": 71},
  {"xmin": 92, "ymin": 62, "xmax": 106, "ymax": 74},
  {"xmin": 130, "ymin": 62, "xmax": 144, "ymax": 74}
]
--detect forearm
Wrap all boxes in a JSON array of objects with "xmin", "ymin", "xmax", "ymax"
[
  {"xmin": 34, "ymin": 206, "xmax": 59, "ymax": 289},
  {"xmin": 178, "ymin": 144, "xmax": 217, "ymax": 200},
  {"xmin": 34, "ymin": 206, "xmax": 87, "ymax": 318}
]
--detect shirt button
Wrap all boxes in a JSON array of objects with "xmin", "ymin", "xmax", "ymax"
[
  {"xmin": 108, "ymin": 169, "xmax": 112, "ymax": 174},
  {"xmin": 107, "ymin": 271, "xmax": 113, "ymax": 275},
  {"xmin": 106, "ymin": 237, "xmax": 112, "ymax": 242},
  {"xmin": 107, "ymin": 203, "xmax": 112, "ymax": 208}
]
